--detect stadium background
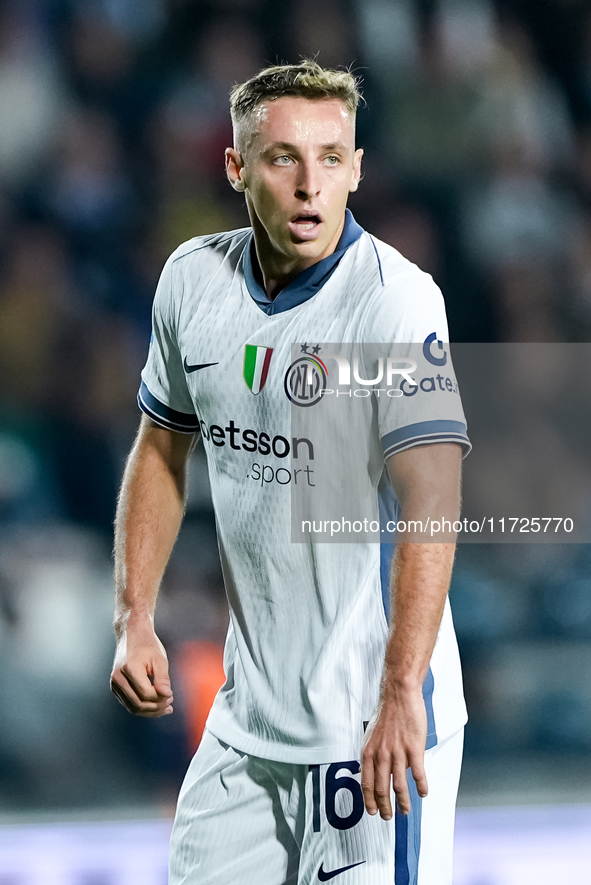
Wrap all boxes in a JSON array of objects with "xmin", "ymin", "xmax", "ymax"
[{"xmin": 1, "ymin": 0, "xmax": 591, "ymax": 881}]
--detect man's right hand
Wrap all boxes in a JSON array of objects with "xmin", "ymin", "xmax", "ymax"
[
  {"xmin": 110, "ymin": 623, "xmax": 174, "ymax": 718},
  {"xmin": 111, "ymin": 417, "xmax": 195, "ymax": 717}
]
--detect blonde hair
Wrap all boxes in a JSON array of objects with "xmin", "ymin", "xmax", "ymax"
[{"xmin": 230, "ymin": 59, "xmax": 362, "ymax": 153}]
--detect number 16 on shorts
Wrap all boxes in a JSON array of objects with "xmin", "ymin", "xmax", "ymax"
[
  {"xmin": 309, "ymin": 761, "xmax": 365, "ymax": 832},
  {"xmin": 302, "ymin": 760, "xmax": 396, "ymax": 884}
]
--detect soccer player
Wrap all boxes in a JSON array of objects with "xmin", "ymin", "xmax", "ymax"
[{"xmin": 110, "ymin": 60, "xmax": 470, "ymax": 884}]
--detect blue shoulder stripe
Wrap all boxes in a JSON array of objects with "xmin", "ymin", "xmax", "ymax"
[
  {"xmin": 138, "ymin": 382, "xmax": 199, "ymax": 434},
  {"xmin": 381, "ymin": 420, "xmax": 471, "ymax": 460}
]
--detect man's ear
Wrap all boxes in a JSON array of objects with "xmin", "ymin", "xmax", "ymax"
[
  {"xmin": 349, "ymin": 148, "xmax": 364, "ymax": 193},
  {"xmin": 226, "ymin": 148, "xmax": 246, "ymax": 192}
]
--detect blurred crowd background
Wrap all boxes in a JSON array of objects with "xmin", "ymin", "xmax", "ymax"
[{"xmin": 2, "ymin": 0, "xmax": 591, "ymax": 816}]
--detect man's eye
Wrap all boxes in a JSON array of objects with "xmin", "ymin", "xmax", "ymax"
[
  {"xmin": 273, "ymin": 155, "xmax": 293, "ymax": 165},
  {"xmin": 323, "ymin": 156, "xmax": 340, "ymax": 165}
]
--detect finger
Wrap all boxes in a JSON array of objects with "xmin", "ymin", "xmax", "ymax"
[
  {"xmin": 111, "ymin": 672, "xmax": 155, "ymax": 711},
  {"xmin": 392, "ymin": 762, "xmax": 411, "ymax": 816},
  {"xmin": 110, "ymin": 677, "xmax": 147, "ymax": 712},
  {"xmin": 152, "ymin": 657, "xmax": 173, "ymax": 698},
  {"xmin": 111, "ymin": 671, "xmax": 171, "ymax": 716},
  {"xmin": 373, "ymin": 754, "xmax": 394, "ymax": 821},
  {"xmin": 409, "ymin": 755, "xmax": 428, "ymax": 799},
  {"xmin": 120, "ymin": 662, "xmax": 160, "ymax": 702},
  {"xmin": 111, "ymin": 679, "xmax": 172, "ymax": 717},
  {"xmin": 360, "ymin": 750, "xmax": 378, "ymax": 816},
  {"xmin": 137, "ymin": 704, "xmax": 174, "ymax": 718}
]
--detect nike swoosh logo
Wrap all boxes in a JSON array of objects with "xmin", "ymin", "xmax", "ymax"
[
  {"xmin": 183, "ymin": 357, "xmax": 219, "ymax": 373},
  {"xmin": 318, "ymin": 861, "xmax": 366, "ymax": 881}
]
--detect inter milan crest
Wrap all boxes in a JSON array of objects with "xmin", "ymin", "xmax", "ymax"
[
  {"xmin": 284, "ymin": 344, "xmax": 327, "ymax": 407},
  {"xmin": 243, "ymin": 345, "xmax": 273, "ymax": 394}
]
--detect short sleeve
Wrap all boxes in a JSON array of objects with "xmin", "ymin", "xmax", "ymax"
[
  {"xmin": 364, "ymin": 270, "xmax": 471, "ymax": 461},
  {"xmin": 138, "ymin": 255, "xmax": 200, "ymax": 434}
]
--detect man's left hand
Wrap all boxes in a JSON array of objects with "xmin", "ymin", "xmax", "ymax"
[{"xmin": 360, "ymin": 682, "xmax": 428, "ymax": 818}]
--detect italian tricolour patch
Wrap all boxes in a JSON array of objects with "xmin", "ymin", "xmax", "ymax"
[{"xmin": 243, "ymin": 345, "xmax": 273, "ymax": 394}]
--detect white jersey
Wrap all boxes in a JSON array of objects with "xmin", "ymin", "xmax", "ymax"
[{"xmin": 139, "ymin": 211, "xmax": 470, "ymax": 764}]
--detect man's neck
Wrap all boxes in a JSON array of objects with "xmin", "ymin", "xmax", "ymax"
[{"xmin": 251, "ymin": 214, "xmax": 346, "ymax": 301}]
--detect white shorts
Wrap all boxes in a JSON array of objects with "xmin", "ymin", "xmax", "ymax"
[{"xmin": 169, "ymin": 727, "xmax": 464, "ymax": 885}]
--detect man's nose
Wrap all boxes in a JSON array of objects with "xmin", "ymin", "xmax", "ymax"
[{"xmin": 295, "ymin": 162, "xmax": 321, "ymax": 200}]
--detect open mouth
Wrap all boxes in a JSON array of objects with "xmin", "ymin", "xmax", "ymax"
[
  {"xmin": 289, "ymin": 214, "xmax": 323, "ymax": 237},
  {"xmin": 293, "ymin": 214, "xmax": 321, "ymax": 228}
]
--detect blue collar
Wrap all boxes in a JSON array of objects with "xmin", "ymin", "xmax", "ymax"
[{"xmin": 243, "ymin": 209, "xmax": 364, "ymax": 316}]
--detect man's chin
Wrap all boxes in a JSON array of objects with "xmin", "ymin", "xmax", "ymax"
[{"xmin": 286, "ymin": 237, "xmax": 331, "ymax": 262}]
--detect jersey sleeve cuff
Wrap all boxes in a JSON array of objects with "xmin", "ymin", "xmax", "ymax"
[
  {"xmin": 381, "ymin": 420, "xmax": 471, "ymax": 460},
  {"xmin": 138, "ymin": 381, "xmax": 200, "ymax": 434}
]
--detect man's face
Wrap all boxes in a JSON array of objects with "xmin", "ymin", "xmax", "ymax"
[{"xmin": 226, "ymin": 97, "xmax": 363, "ymax": 269}]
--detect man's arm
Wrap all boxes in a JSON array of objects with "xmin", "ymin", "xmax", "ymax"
[
  {"xmin": 110, "ymin": 415, "xmax": 198, "ymax": 717},
  {"xmin": 360, "ymin": 442, "xmax": 462, "ymax": 818}
]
